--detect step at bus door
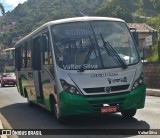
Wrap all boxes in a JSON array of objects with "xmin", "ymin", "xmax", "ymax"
[{"xmin": 33, "ymin": 70, "xmax": 44, "ymax": 103}]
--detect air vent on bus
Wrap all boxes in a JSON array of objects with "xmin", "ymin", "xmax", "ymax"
[{"xmin": 83, "ymin": 85, "xmax": 129, "ymax": 93}]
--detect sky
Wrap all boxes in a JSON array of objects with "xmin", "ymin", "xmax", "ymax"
[{"xmin": 1, "ymin": 0, "xmax": 28, "ymax": 13}]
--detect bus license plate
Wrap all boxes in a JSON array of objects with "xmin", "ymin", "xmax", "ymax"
[{"xmin": 101, "ymin": 106, "xmax": 117, "ymax": 113}]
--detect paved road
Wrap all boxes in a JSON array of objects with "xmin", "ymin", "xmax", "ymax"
[{"xmin": 0, "ymin": 86, "xmax": 160, "ymax": 138}]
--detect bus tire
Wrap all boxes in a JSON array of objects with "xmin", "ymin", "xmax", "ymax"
[
  {"xmin": 25, "ymin": 89, "xmax": 33, "ymax": 107},
  {"xmin": 121, "ymin": 109, "xmax": 137, "ymax": 118},
  {"xmin": 50, "ymin": 96, "xmax": 65, "ymax": 123},
  {"xmin": 27, "ymin": 97, "xmax": 34, "ymax": 107}
]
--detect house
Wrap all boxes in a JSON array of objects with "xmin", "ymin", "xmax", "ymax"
[
  {"xmin": 127, "ymin": 23, "xmax": 158, "ymax": 58},
  {"xmin": 127, "ymin": 23, "xmax": 158, "ymax": 47}
]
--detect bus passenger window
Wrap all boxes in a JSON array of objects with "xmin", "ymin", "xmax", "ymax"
[
  {"xmin": 21, "ymin": 45, "xmax": 25, "ymax": 69},
  {"xmin": 32, "ymin": 36, "xmax": 41, "ymax": 70},
  {"xmin": 15, "ymin": 47, "xmax": 21, "ymax": 71},
  {"xmin": 49, "ymin": 51, "xmax": 53, "ymax": 65},
  {"xmin": 44, "ymin": 47, "xmax": 53, "ymax": 65},
  {"xmin": 44, "ymin": 51, "xmax": 49, "ymax": 65},
  {"xmin": 41, "ymin": 34, "xmax": 53, "ymax": 65},
  {"xmin": 27, "ymin": 43, "xmax": 31, "ymax": 68}
]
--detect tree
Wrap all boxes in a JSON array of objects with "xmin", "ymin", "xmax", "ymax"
[
  {"xmin": 0, "ymin": 3, "xmax": 5, "ymax": 15},
  {"xmin": 95, "ymin": 0, "xmax": 135, "ymax": 22},
  {"xmin": 150, "ymin": 0, "xmax": 160, "ymax": 10}
]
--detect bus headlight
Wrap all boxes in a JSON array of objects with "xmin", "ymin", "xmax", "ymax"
[
  {"xmin": 132, "ymin": 73, "xmax": 144, "ymax": 90},
  {"xmin": 60, "ymin": 79, "xmax": 83, "ymax": 95}
]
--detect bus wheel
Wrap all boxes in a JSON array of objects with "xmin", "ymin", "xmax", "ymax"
[
  {"xmin": 25, "ymin": 90, "xmax": 33, "ymax": 107},
  {"xmin": 121, "ymin": 109, "xmax": 137, "ymax": 118},
  {"xmin": 50, "ymin": 98, "xmax": 64, "ymax": 123},
  {"xmin": 27, "ymin": 97, "xmax": 34, "ymax": 107}
]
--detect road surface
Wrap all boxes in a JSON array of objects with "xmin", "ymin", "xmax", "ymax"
[{"xmin": 0, "ymin": 86, "xmax": 160, "ymax": 138}]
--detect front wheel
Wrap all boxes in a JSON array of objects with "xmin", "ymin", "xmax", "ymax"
[
  {"xmin": 50, "ymin": 98, "xmax": 65, "ymax": 123},
  {"xmin": 121, "ymin": 109, "xmax": 137, "ymax": 118}
]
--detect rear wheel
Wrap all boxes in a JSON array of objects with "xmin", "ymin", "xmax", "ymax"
[
  {"xmin": 121, "ymin": 109, "xmax": 137, "ymax": 118},
  {"xmin": 27, "ymin": 97, "xmax": 34, "ymax": 107},
  {"xmin": 25, "ymin": 89, "xmax": 34, "ymax": 107}
]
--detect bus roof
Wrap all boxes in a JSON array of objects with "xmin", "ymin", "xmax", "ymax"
[
  {"xmin": 15, "ymin": 16, "xmax": 125, "ymax": 47},
  {"xmin": 47, "ymin": 16, "xmax": 125, "ymax": 25}
]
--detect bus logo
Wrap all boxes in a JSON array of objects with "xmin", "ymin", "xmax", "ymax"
[
  {"xmin": 104, "ymin": 87, "xmax": 111, "ymax": 93},
  {"xmin": 91, "ymin": 73, "xmax": 118, "ymax": 77}
]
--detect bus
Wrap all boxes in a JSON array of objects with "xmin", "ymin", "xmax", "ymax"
[
  {"xmin": 15, "ymin": 17, "xmax": 146, "ymax": 122},
  {"xmin": 0, "ymin": 48, "xmax": 15, "ymax": 73}
]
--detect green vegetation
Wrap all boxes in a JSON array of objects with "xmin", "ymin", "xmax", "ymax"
[
  {"xmin": 145, "ymin": 16, "xmax": 160, "ymax": 62},
  {"xmin": 95, "ymin": 0, "xmax": 136, "ymax": 22},
  {"xmin": 0, "ymin": 0, "xmax": 159, "ymax": 49},
  {"xmin": 146, "ymin": 43, "xmax": 159, "ymax": 62},
  {"xmin": 146, "ymin": 16, "xmax": 160, "ymax": 33},
  {"xmin": 0, "ymin": 0, "xmax": 106, "ymax": 46}
]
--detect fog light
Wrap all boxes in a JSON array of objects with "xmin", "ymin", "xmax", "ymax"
[
  {"xmin": 70, "ymin": 87, "xmax": 76, "ymax": 93},
  {"xmin": 134, "ymin": 81, "xmax": 139, "ymax": 88},
  {"xmin": 139, "ymin": 79, "xmax": 143, "ymax": 84}
]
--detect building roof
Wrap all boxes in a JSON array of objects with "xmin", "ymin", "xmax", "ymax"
[{"xmin": 127, "ymin": 23, "xmax": 157, "ymax": 32}]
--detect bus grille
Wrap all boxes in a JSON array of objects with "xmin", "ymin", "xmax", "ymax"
[
  {"xmin": 87, "ymin": 98, "xmax": 126, "ymax": 109},
  {"xmin": 83, "ymin": 85, "xmax": 129, "ymax": 93}
]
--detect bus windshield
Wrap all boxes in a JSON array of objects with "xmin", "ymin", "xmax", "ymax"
[{"xmin": 52, "ymin": 21, "xmax": 139, "ymax": 70}]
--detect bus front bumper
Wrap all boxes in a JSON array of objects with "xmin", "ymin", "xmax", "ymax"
[{"xmin": 59, "ymin": 84, "xmax": 146, "ymax": 117}]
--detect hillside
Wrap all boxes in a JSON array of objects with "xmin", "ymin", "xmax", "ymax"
[
  {"xmin": 0, "ymin": 0, "xmax": 159, "ymax": 47},
  {"xmin": 0, "ymin": 0, "xmax": 107, "ymax": 46}
]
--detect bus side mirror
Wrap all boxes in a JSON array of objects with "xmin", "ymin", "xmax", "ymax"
[{"xmin": 40, "ymin": 35, "xmax": 48, "ymax": 52}]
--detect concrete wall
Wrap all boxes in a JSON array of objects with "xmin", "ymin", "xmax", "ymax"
[{"xmin": 143, "ymin": 62, "xmax": 160, "ymax": 89}]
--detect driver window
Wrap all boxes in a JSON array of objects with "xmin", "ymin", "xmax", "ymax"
[{"xmin": 41, "ymin": 33, "xmax": 53, "ymax": 65}]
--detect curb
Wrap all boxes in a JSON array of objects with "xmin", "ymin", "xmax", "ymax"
[
  {"xmin": 0, "ymin": 120, "xmax": 7, "ymax": 138},
  {"xmin": 0, "ymin": 114, "xmax": 18, "ymax": 138},
  {"xmin": 146, "ymin": 89, "xmax": 160, "ymax": 97}
]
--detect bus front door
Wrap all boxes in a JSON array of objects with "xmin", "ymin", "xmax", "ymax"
[{"xmin": 32, "ymin": 37, "xmax": 44, "ymax": 104}]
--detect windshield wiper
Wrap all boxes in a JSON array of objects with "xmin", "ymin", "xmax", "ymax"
[
  {"xmin": 78, "ymin": 45, "xmax": 93, "ymax": 72},
  {"xmin": 100, "ymin": 33, "xmax": 127, "ymax": 69},
  {"xmin": 89, "ymin": 22, "xmax": 104, "ymax": 68},
  {"xmin": 78, "ymin": 36, "xmax": 97, "ymax": 72}
]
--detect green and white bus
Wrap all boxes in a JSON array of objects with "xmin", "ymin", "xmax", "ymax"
[{"xmin": 15, "ymin": 17, "xmax": 146, "ymax": 122}]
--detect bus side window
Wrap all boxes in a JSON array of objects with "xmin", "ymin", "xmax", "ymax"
[
  {"xmin": 15, "ymin": 47, "xmax": 21, "ymax": 71},
  {"xmin": 21, "ymin": 44, "xmax": 27, "ymax": 69},
  {"xmin": 32, "ymin": 36, "xmax": 41, "ymax": 70},
  {"xmin": 24, "ymin": 43, "xmax": 27, "ymax": 68},
  {"xmin": 27, "ymin": 40, "xmax": 31, "ymax": 68},
  {"xmin": 49, "ymin": 46, "xmax": 53, "ymax": 65},
  {"xmin": 20, "ymin": 45, "xmax": 24, "ymax": 69},
  {"xmin": 40, "ymin": 34, "xmax": 53, "ymax": 65}
]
